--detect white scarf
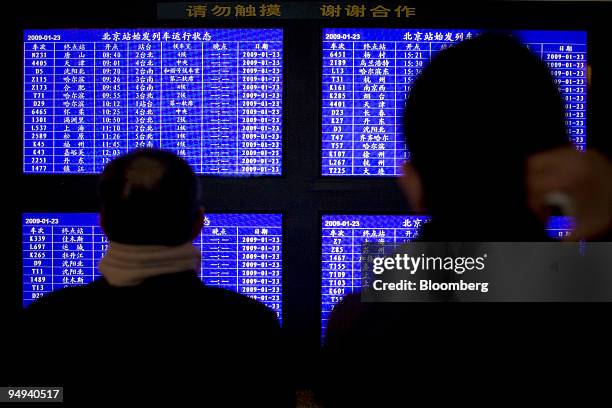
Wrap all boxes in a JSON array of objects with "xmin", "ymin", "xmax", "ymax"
[{"xmin": 98, "ymin": 241, "xmax": 201, "ymax": 287}]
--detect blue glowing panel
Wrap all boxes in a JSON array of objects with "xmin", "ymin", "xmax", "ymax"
[
  {"xmin": 322, "ymin": 29, "xmax": 587, "ymax": 176},
  {"xmin": 320, "ymin": 214, "xmax": 574, "ymax": 336},
  {"xmin": 546, "ymin": 215, "xmax": 575, "ymax": 240},
  {"xmin": 23, "ymin": 29, "xmax": 283, "ymax": 175},
  {"xmin": 321, "ymin": 215, "xmax": 430, "ymax": 334},
  {"xmin": 22, "ymin": 213, "xmax": 282, "ymax": 322}
]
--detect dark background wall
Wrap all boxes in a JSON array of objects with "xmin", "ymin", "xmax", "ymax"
[{"xmin": 7, "ymin": 0, "xmax": 612, "ymax": 385}]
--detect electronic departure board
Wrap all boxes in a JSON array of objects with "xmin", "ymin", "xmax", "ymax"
[
  {"xmin": 321, "ymin": 215, "xmax": 573, "ymax": 335},
  {"xmin": 322, "ymin": 29, "xmax": 587, "ymax": 176},
  {"xmin": 23, "ymin": 29, "xmax": 283, "ymax": 175},
  {"xmin": 22, "ymin": 213, "xmax": 282, "ymax": 321}
]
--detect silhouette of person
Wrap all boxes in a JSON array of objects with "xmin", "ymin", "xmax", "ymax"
[
  {"xmin": 18, "ymin": 149, "xmax": 291, "ymax": 406},
  {"xmin": 397, "ymin": 32, "xmax": 569, "ymax": 240},
  {"xmin": 318, "ymin": 33, "xmax": 607, "ymax": 408}
]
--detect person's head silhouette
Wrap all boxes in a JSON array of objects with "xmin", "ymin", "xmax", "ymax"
[
  {"xmin": 99, "ymin": 148, "xmax": 204, "ymax": 246},
  {"xmin": 399, "ymin": 32, "xmax": 570, "ymax": 239}
]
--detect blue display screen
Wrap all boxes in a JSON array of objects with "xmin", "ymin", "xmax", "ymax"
[
  {"xmin": 23, "ymin": 29, "xmax": 283, "ymax": 175},
  {"xmin": 321, "ymin": 215, "xmax": 573, "ymax": 335},
  {"xmin": 22, "ymin": 213, "xmax": 283, "ymax": 321},
  {"xmin": 322, "ymin": 29, "xmax": 587, "ymax": 176}
]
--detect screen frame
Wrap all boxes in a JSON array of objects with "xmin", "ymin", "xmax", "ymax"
[
  {"xmin": 318, "ymin": 209, "xmax": 429, "ymax": 340},
  {"xmin": 318, "ymin": 25, "xmax": 591, "ymax": 180},
  {"xmin": 20, "ymin": 211, "xmax": 287, "ymax": 323},
  {"xmin": 20, "ymin": 25, "xmax": 288, "ymax": 179},
  {"xmin": 317, "ymin": 211, "xmax": 577, "ymax": 341}
]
